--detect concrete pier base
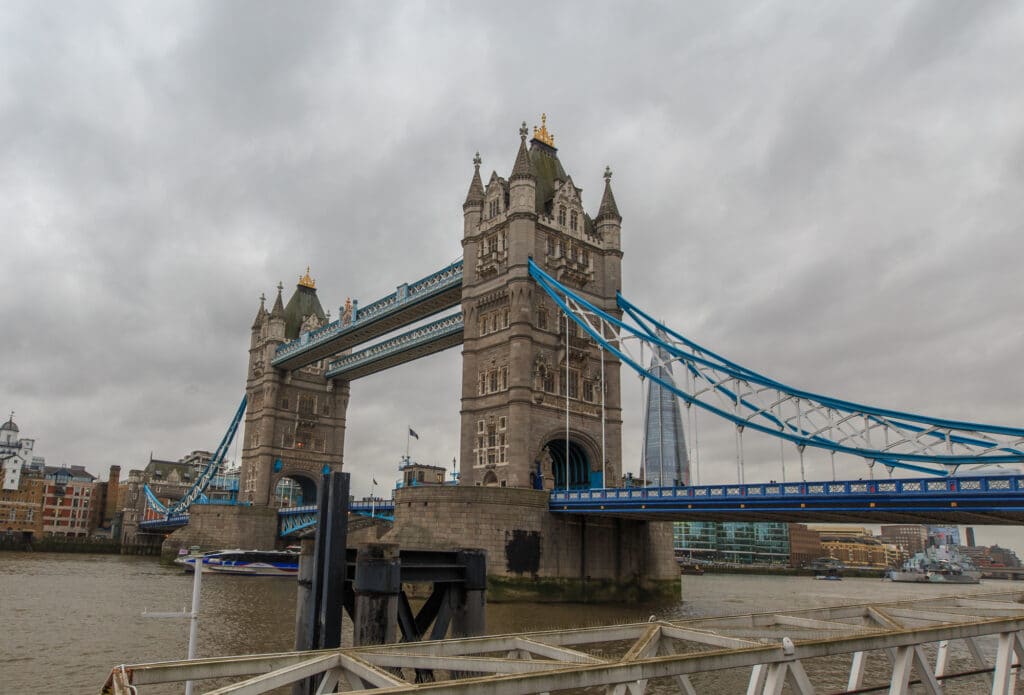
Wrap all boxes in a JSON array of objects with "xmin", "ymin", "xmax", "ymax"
[
  {"xmin": 161, "ymin": 505, "xmax": 279, "ymax": 562},
  {"xmin": 383, "ymin": 486, "xmax": 677, "ymax": 603}
]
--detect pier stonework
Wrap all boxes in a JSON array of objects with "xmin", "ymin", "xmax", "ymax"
[
  {"xmin": 383, "ymin": 486, "xmax": 678, "ymax": 602},
  {"xmin": 239, "ymin": 271, "xmax": 349, "ymax": 507},
  {"xmin": 161, "ymin": 505, "xmax": 280, "ymax": 561}
]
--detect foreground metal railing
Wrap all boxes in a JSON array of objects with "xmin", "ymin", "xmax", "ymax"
[{"xmin": 104, "ymin": 591, "xmax": 1024, "ymax": 694}]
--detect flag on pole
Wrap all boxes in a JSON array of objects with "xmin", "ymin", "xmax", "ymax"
[
  {"xmin": 372, "ymin": 478, "xmax": 378, "ymax": 485},
  {"xmin": 409, "ymin": 428, "xmax": 419, "ymax": 440}
]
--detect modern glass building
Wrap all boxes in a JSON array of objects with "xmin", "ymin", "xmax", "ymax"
[
  {"xmin": 642, "ymin": 333, "xmax": 690, "ymax": 487},
  {"xmin": 674, "ymin": 521, "xmax": 792, "ymax": 565}
]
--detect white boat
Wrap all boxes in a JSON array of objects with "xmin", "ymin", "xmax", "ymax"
[
  {"xmin": 175, "ymin": 549, "xmax": 299, "ymax": 577},
  {"xmin": 890, "ymin": 545, "xmax": 981, "ymax": 584}
]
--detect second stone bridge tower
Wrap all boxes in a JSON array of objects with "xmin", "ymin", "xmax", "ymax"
[{"xmin": 459, "ymin": 117, "xmax": 625, "ymax": 491}]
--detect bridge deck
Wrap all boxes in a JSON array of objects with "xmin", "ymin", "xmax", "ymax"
[
  {"xmin": 551, "ymin": 474, "xmax": 1024, "ymax": 525},
  {"xmin": 105, "ymin": 590, "xmax": 1024, "ymax": 694}
]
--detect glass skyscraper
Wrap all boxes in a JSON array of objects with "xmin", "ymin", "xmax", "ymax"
[{"xmin": 642, "ymin": 333, "xmax": 690, "ymax": 486}]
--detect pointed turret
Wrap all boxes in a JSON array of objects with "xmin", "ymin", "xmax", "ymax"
[
  {"xmin": 509, "ymin": 122, "xmax": 537, "ymax": 216},
  {"xmin": 597, "ymin": 166, "xmax": 621, "ymax": 221},
  {"xmin": 267, "ymin": 282, "xmax": 286, "ymax": 341},
  {"xmin": 251, "ymin": 293, "xmax": 267, "ymax": 331},
  {"xmin": 463, "ymin": 153, "xmax": 484, "ymax": 238},
  {"xmin": 463, "ymin": 152, "xmax": 485, "ymax": 208},
  {"xmin": 594, "ymin": 166, "xmax": 622, "ymax": 250},
  {"xmin": 270, "ymin": 282, "xmax": 285, "ymax": 318},
  {"xmin": 511, "ymin": 122, "xmax": 534, "ymax": 180}
]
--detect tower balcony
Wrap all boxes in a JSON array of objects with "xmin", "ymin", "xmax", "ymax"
[
  {"xmin": 476, "ymin": 249, "xmax": 507, "ymax": 277},
  {"xmin": 547, "ymin": 254, "xmax": 593, "ymax": 288}
]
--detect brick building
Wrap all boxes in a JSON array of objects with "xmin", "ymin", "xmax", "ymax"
[
  {"xmin": 879, "ymin": 525, "xmax": 928, "ymax": 556},
  {"xmin": 788, "ymin": 523, "xmax": 822, "ymax": 567}
]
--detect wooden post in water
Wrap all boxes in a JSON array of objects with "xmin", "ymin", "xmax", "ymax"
[{"xmin": 353, "ymin": 542, "xmax": 401, "ymax": 646}]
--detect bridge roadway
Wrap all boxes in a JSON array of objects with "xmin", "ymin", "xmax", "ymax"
[
  {"xmin": 143, "ymin": 473, "xmax": 1024, "ymax": 535},
  {"xmin": 271, "ymin": 260, "xmax": 463, "ymax": 373},
  {"xmin": 549, "ymin": 474, "xmax": 1024, "ymax": 525}
]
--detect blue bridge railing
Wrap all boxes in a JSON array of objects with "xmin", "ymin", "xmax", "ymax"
[{"xmin": 550, "ymin": 475, "xmax": 1024, "ymax": 504}]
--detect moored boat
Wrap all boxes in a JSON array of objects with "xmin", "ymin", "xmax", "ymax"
[{"xmin": 175, "ymin": 548, "xmax": 300, "ymax": 577}]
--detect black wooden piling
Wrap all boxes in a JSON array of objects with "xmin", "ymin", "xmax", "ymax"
[{"xmin": 353, "ymin": 542, "xmax": 401, "ymax": 646}]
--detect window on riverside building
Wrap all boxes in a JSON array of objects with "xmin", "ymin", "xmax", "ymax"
[
  {"xmin": 280, "ymin": 397, "xmax": 290, "ymax": 411},
  {"xmin": 558, "ymin": 206, "xmax": 566, "ymax": 226},
  {"xmin": 570, "ymin": 210, "xmax": 578, "ymax": 232},
  {"xmin": 537, "ymin": 307, "xmax": 548, "ymax": 330},
  {"xmin": 584, "ymin": 380, "xmax": 595, "ymax": 402}
]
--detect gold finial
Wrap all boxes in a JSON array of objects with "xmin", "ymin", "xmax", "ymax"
[
  {"xmin": 532, "ymin": 113, "xmax": 555, "ymax": 147},
  {"xmin": 298, "ymin": 266, "xmax": 316, "ymax": 289}
]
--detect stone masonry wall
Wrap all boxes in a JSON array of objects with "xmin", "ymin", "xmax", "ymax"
[
  {"xmin": 162, "ymin": 505, "xmax": 279, "ymax": 560},
  {"xmin": 383, "ymin": 486, "xmax": 677, "ymax": 602}
]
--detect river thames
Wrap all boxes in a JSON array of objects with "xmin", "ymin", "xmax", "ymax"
[{"xmin": 2, "ymin": 552, "xmax": 1022, "ymax": 693}]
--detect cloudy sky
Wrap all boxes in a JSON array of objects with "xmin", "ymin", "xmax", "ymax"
[{"xmin": 2, "ymin": 2, "xmax": 1023, "ymax": 552}]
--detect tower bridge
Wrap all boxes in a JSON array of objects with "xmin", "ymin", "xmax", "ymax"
[{"xmin": 150, "ymin": 116, "xmax": 1024, "ymax": 600}]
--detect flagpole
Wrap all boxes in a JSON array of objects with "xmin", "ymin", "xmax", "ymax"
[
  {"xmin": 371, "ymin": 478, "xmax": 376, "ymax": 518},
  {"xmin": 406, "ymin": 425, "xmax": 410, "ymax": 461}
]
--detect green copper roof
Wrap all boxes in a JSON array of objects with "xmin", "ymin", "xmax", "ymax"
[
  {"xmin": 283, "ymin": 285, "xmax": 326, "ymax": 340},
  {"xmin": 528, "ymin": 140, "xmax": 567, "ymax": 215}
]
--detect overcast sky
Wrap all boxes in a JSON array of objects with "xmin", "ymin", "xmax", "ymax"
[{"xmin": 2, "ymin": 2, "xmax": 1023, "ymax": 553}]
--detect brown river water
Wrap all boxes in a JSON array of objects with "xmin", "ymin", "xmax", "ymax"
[{"xmin": 1, "ymin": 552, "xmax": 1021, "ymax": 693}]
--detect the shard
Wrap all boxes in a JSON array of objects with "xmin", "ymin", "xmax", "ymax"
[{"xmin": 642, "ymin": 333, "xmax": 691, "ymax": 487}]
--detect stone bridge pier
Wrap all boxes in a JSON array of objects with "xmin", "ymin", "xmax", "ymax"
[{"xmin": 383, "ymin": 486, "xmax": 677, "ymax": 602}]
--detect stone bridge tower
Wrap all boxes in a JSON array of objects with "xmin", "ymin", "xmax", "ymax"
[
  {"xmin": 239, "ymin": 270, "xmax": 349, "ymax": 506},
  {"xmin": 459, "ymin": 117, "xmax": 624, "ymax": 490}
]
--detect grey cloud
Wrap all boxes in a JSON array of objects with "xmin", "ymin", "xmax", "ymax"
[{"xmin": 2, "ymin": 0, "xmax": 1023, "ymax": 555}]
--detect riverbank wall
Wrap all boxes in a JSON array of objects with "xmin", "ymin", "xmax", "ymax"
[{"xmin": 0, "ymin": 536, "xmax": 123, "ymax": 554}]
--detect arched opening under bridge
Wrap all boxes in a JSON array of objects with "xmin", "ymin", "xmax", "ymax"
[
  {"xmin": 273, "ymin": 473, "xmax": 318, "ymax": 508},
  {"xmin": 546, "ymin": 439, "xmax": 595, "ymax": 490}
]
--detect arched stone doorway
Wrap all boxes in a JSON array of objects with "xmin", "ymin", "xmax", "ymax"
[
  {"xmin": 545, "ymin": 439, "xmax": 594, "ymax": 490},
  {"xmin": 273, "ymin": 472, "xmax": 318, "ymax": 508},
  {"xmin": 482, "ymin": 470, "xmax": 499, "ymax": 487}
]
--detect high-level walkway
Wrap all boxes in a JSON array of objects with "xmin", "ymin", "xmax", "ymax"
[
  {"xmin": 271, "ymin": 261, "xmax": 463, "ymax": 372},
  {"xmin": 105, "ymin": 590, "xmax": 1024, "ymax": 694}
]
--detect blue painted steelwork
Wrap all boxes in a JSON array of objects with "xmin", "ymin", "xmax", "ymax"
[
  {"xmin": 140, "ymin": 396, "xmax": 247, "ymax": 526},
  {"xmin": 273, "ymin": 260, "xmax": 463, "ymax": 365},
  {"xmin": 277, "ymin": 500, "xmax": 396, "ymax": 537},
  {"xmin": 549, "ymin": 475, "xmax": 1024, "ymax": 522},
  {"xmin": 325, "ymin": 312, "xmax": 463, "ymax": 379},
  {"xmin": 528, "ymin": 259, "xmax": 1024, "ymax": 475}
]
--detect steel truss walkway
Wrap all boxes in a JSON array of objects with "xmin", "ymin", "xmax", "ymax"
[
  {"xmin": 105, "ymin": 591, "xmax": 1024, "ymax": 694},
  {"xmin": 551, "ymin": 474, "xmax": 1024, "ymax": 525},
  {"xmin": 272, "ymin": 261, "xmax": 463, "ymax": 372}
]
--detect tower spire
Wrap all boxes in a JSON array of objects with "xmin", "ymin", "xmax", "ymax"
[
  {"xmin": 270, "ymin": 282, "xmax": 285, "ymax": 318},
  {"xmin": 252, "ymin": 292, "xmax": 267, "ymax": 329},
  {"xmin": 463, "ymin": 152, "xmax": 484, "ymax": 208},
  {"xmin": 597, "ymin": 166, "xmax": 621, "ymax": 221},
  {"xmin": 511, "ymin": 121, "xmax": 534, "ymax": 180}
]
